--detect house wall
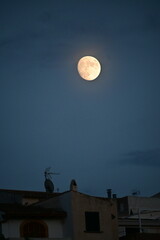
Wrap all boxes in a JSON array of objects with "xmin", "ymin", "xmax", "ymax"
[
  {"xmin": 37, "ymin": 191, "xmax": 119, "ymax": 240},
  {"xmin": 2, "ymin": 219, "xmax": 64, "ymax": 239},
  {"xmin": 71, "ymin": 192, "xmax": 118, "ymax": 240},
  {"xmin": 128, "ymin": 196, "xmax": 160, "ymax": 213},
  {"xmin": 118, "ymin": 197, "xmax": 129, "ymax": 216},
  {"xmin": 2, "ymin": 220, "xmax": 20, "ymax": 238},
  {"xmin": 47, "ymin": 219, "xmax": 63, "ymax": 238},
  {"xmin": 37, "ymin": 192, "xmax": 73, "ymax": 239},
  {"xmin": 118, "ymin": 196, "xmax": 160, "ymax": 216},
  {"xmin": 56, "ymin": 192, "xmax": 73, "ymax": 238}
]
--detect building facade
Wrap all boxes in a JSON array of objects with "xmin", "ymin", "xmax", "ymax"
[
  {"xmin": 117, "ymin": 195, "xmax": 160, "ymax": 239},
  {"xmin": 37, "ymin": 191, "xmax": 118, "ymax": 240},
  {"xmin": 0, "ymin": 189, "xmax": 118, "ymax": 240}
]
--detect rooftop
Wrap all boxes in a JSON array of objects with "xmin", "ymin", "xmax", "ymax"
[
  {"xmin": 0, "ymin": 203, "xmax": 66, "ymax": 221},
  {"xmin": 0, "ymin": 189, "xmax": 61, "ymax": 199}
]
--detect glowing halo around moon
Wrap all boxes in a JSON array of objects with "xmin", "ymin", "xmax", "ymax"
[{"xmin": 77, "ymin": 56, "xmax": 101, "ymax": 81}]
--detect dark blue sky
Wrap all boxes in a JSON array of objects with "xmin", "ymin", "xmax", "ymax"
[{"xmin": 1, "ymin": 0, "xmax": 160, "ymax": 197}]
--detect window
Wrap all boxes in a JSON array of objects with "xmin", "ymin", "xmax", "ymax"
[
  {"xmin": 85, "ymin": 212, "xmax": 100, "ymax": 232},
  {"xmin": 20, "ymin": 220, "xmax": 48, "ymax": 238}
]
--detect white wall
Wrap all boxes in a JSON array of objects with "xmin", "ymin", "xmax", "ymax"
[
  {"xmin": 2, "ymin": 220, "xmax": 20, "ymax": 238},
  {"xmin": 2, "ymin": 219, "xmax": 64, "ymax": 239},
  {"xmin": 46, "ymin": 219, "xmax": 63, "ymax": 238},
  {"xmin": 37, "ymin": 192, "xmax": 73, "ymax": 239}
]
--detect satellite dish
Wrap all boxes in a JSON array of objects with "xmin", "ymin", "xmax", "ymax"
[
  {"xmin": 44, "ymin": 179, "xmax": 54, "ymax": 193},
  {"xmin": 44, "ymin": 167, "xmax": 60, "ymax": 193}
]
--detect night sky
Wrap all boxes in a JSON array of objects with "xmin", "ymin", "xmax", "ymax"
[{"xmin": 1, "ymin": 0, "xmax": 160, "ymax": 197}]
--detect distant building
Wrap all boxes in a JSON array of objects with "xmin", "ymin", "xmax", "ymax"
[
  {"xmin": 152, "ymin": 192, "xmax": 160, "ymax": 199},
  {"xmin": 0, "ymin": 186, "xmax": 118, "ymax": 240},
  {"xmin": 117, "ymin": 194, "xmax": 160, "ymax": 239}
]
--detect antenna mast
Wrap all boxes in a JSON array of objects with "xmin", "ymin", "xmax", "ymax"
[
  {"xmin": 44, "ymin": 167, "xmax": 60, "ymax": 179},
  {"xmin": 44, "ymin": 167, "xmax": 60, "ymax": 193}
]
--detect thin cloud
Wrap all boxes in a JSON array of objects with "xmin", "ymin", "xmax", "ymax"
[{"xmin": 121, "ymin": 149, "xmax": 160, "ymax": 167}]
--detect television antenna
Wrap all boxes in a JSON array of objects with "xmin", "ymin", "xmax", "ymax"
[
  {"xmin": 44, "ymin": 167, "xmax": 60, "ymax": 193},
  {"xmin": 44, "ymin": 167, "xmax": 60, "ymax": 179},
  {"xmin": 132, "ymin": 189, "xmax": 140, "ymax": 196}
]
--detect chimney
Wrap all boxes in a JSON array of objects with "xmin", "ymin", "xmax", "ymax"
[
  {"xmin": 107, "ymin": 189, "xmax": 112, "ymax": 198},
  {"xmin": 113, "ymin": 194, "xmax": 117, "ymax": 199},
  {"xmin": 70, "ymin": 179, "xmax": 78, "ymax": 191}
]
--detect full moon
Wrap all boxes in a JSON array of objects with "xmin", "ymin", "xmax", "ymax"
[{"xmin": 77, "ymin": 56, "xmax": 101, "ymax": 81}]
